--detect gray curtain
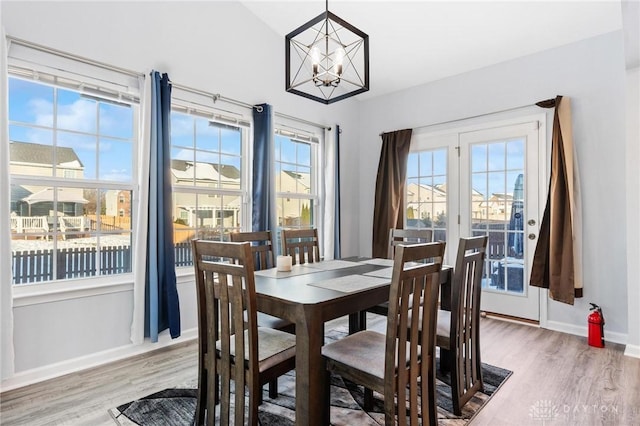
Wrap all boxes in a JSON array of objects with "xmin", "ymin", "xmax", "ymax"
[{"xmin": 372, "ymin": 129, "xmax": 412, "ymax": 258}]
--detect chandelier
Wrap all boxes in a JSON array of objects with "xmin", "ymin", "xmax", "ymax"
[{"xmin": 285, "ymin": 0, "xmax": 369, "ymax": 104}]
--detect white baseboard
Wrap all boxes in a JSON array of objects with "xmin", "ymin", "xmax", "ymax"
[
  {"xmin": 545, "ymin": 320, "xmax": 628, "ymax": 346},
  {"xmin": 0, "ymin": 328, "xmax": 198, "ymax": 393},
  {"xmin": 624, "ymin": 344, "xmax": 640, "ymax": 358}
]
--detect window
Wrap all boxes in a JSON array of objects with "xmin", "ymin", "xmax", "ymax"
[
  {"xmin": 274, "ymin": 125, "xmax": 321, "ymax": 253},
  {"xmin": 274, "ymin": 132, "xmax": 318, "ymax": 228},
  {"xmin": 170, "ymin": 106, "xmax": 248, "ymax": 267},
  {"xmin": 8, "ymin": 77, "xmax": 138, "ymax": 285},
  {"xmin": 406, "ymin": 148, "xmax": 448, "ymax": 242}
]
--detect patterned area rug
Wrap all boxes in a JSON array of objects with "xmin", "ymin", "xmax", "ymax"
[{"xmin": 109, "ymin": 329, "xmax": 511, "ymax": 426}]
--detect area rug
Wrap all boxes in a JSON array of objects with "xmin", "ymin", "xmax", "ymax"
[{"xmin": 109, "ymin": 329, "xmax": 511, "ymax": 426}]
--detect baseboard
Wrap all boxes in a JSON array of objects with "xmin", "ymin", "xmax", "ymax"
[
  {"xmin": 545, "ymin": 320, "xmax": 628, "ymax": 346},
  {"xmin": 0, "ymin": 327, "xmax": 198, "ymax": 393},
  {"xmin": 624, "ymin": 344, "xmax": 640, "ymax": 358}
]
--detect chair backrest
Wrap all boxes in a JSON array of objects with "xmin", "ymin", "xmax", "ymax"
[
  {"xmin": 388, "ymin": 228, "xmax": 433, "ymax": 260},
  {"xmin": 385, "ymin": 242, "xmax": 443, "ymax": 425},
  {"xmin": 450, "ymin": 236, "xmax": 488, "ymax": 405},
  {"xmin": 191, "ymin": 239, "xmax": 259, "ymax": 425},
  {"xmin": 281, "ymin": 228, "xmax": 320, "ymax": 265},
  {"xmin": 230, "ymin": 230, "xmax": 275, "ymax": 270}
]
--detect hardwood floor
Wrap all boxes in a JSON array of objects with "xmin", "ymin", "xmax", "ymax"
[{"xmin": 1, "ymin": 317, "xmax": 639, "ymax": 425}]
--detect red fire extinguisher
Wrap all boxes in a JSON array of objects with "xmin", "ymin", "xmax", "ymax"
[{"xmin": 588, "ymin": 303, "xmax": 605, "ymax": 348}]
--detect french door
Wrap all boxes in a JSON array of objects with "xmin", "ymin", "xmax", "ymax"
[{"xmin": 408, "ymin": 115, "xmax": 545, "ymax": 321}]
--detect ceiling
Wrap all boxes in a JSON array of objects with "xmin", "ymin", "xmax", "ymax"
[{"xmin": 240, "ymin": 0, "xmax": 624, "ymax": 101}]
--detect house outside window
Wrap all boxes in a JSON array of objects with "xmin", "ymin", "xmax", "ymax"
[
  {"xmin": 170, "ymin": 107, "xmax": 248, "ymax": 268},
  {"xmin": 406, "ymin": 149, "xmax": 448, "ymax": 242},
  {"xmin": 8, "ymin": 76, "xmax": 138, "ymax": 285}
]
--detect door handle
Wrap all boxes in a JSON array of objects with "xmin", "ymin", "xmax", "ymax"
[{"xmin": 528, "ymin": 233, "xmax": 536, "ymax": 240}]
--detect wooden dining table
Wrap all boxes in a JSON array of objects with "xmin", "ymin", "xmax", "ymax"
[{"xmin": 253, "ymin": 258, "xmax": 452, "ymax": 426}]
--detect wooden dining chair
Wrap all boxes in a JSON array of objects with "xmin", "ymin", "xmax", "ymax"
[
  {"xmin": 230, "ymin": 230, "xmax": 275, "ymax": 270},
  {"xmin": 281, "ymin": 228, "xmax": 320, "ymax": 265},
  {"xmin": 191, "ymin": 240, "xmax": 297, "ymax": 426},
  {"xmin": 229, "ymin": 230, "xmax": 295, "ymax": 398},
  {"xmin": 388, "ymin": 228, "xmax": 433, "ymax": 260},
  {"xmin": 361, "ymin": 228, "xmax": 438, "ymax": 330},
  {"xmin": 322, "ymin": 242, "xmax": 444, "ymax": 426},
  {"xmin": 436, "ymin": 235, "xmax": 488, "ymax": 415}
]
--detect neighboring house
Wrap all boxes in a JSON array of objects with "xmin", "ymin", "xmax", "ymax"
[
  {"xmin": 278, "ymin": 170, "xmax": 312, "ymax": 227},
  {"xmin": 478, "ymin": 193, "xmax": 514, "ymax": 221},
  {"xmin": 170, "ymin": 159, "xmax": 242, "ymax": 233},
  {"xmin": 9, "ymin": 141, "xmax": 85, "ymax": 217},
  {"xmin": 105, "ymin": 190, "xmax": 132, "ymax": 218}
]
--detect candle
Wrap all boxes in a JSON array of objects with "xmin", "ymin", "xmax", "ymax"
[{"xmin": 276, "ymin": 255, "xmax": 292, "ymax": 272}]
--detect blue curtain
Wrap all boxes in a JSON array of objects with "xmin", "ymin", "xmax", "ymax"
[
  {"xmin": 252, "ymin": 104, "xmax": 275, "ymax": 232},
  {"xmin": 333, "ymin": 125, "xmax": 342, "ymax": 259},
  {"xmin": 145, "ymin": 71, "xmax": 180, "ymax": 341}
]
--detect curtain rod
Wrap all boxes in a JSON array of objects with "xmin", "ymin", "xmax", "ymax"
[
  {"xmin": 7, "ymin": 36, "xmax": 144, "ymax": 78},
  {"xmin": 170, "ymin": 82, "xmax": 259, "ymax": 111},
  {"xmin": 275, "ymin": 112, "xmax": 331, "ymax": 131},
  {"xmin": 379, "ymin": 101, "xmax": 551, "ymax": 136}
]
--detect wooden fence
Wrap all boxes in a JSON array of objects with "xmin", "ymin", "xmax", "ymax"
[{"xmin": 12, "ymin": 242, "xmax": 194, "ymax": 284}]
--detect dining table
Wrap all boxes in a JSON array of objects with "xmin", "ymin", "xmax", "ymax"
[{"xmin": 253, "ymin": 258, "xmax": 452, "ymax": 426}]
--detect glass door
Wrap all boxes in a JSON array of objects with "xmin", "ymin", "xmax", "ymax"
[{"xmin": 460, "ymin": 120, "xmax": 543, "ymax": 321}]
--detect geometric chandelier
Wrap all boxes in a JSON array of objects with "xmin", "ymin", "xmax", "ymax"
[{"xmin": 285, "ymin": 0, "xmax": 369, "ymax": 104}]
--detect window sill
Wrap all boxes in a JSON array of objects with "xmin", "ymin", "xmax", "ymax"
[{"xmin": 12, "ymin": 275, "xmax": 135, "ymax": 308}]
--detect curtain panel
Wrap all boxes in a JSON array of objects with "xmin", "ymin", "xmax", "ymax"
[
  {"xmin": 372, "ymin": 129, "xmax": 413, "ymax": 258},
  {"xmin": 323, "ymin": 125, "xmax": 341, "ymax": 260},
  {"xmin": 252, "ymin": 104, "xmax": 276, "ymax": 233},
  {"xmin": 530, "ymin": 96, "xmax": 583, "ymax": 304},
  {"xmin": 145, "ymin": 71, "xmax": 181, "ymax": 341}
]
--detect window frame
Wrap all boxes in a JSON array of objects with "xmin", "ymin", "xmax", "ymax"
[
  {"xmin": 6, "ymin": 45, "xmax": 141, "ymax": 297},
  {"xmin": 169, "ymin": 100, "xmax": 251, "ymax": 270},
  {"xmin": 273, "ymin": 122, "xmax": 323, "ymax": 255}
]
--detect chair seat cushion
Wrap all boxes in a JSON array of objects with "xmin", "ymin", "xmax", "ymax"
[
  {"xmin": 257, "ymin": 312, "xmax": 294, "ymax": 331},
  {"xmin": 436, "ymin": 309, "xmax": 451, "ymax": 348},
  {"xmin": 322, "ymin": 330, "xmax": 387, "ymax": 380},
  {"xmin": 216, "ymin": 327, "xmax": 296, "ymax": 364}
]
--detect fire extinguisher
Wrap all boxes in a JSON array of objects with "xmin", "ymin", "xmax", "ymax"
[{"xmin": 588, "ymin": 303, "xmax": 605, "ymax": 348}]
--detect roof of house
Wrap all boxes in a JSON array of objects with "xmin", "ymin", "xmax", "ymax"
[
  {"xmin": 171, "ymin": 159, "xmax": 241, "ymax": 182},
  {"xmin": 10, "ymin": 141, "xmax": 83, "ymax": 167}
]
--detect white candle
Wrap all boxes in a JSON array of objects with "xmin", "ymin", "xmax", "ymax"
[{"xmin": 276, "ymin": 255, "xmax": 292, "ymax": 272}]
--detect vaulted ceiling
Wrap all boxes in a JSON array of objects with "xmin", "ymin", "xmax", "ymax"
[{"xmin": 241, "ymin": 1, "xmax": 623, "ymax": 100}]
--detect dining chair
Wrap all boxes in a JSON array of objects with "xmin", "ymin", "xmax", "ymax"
[
  {"xmin": 229, "ymin": 230, "xmax": 295, "ymax": 398},
  {"xmin": 322, "ymin": 242, "xmax": 444, "ymax": 426},
  {"xmin": 437, "ymin": 235, "xmax": 488, "ymax": 415},
  {"xmin": 361, "ymin": 228, "xmax": 438, "ymax": 330},
  {"xmin": 387, "ymin": 228, "xmax": 433, "ymax": 259},
  {"xmin": 280, "ymin": 228, "xmax": 320, "ymax": 265},
  {"xmin": 229, "ymin": 230, "xmax": 275, "ymax": 270},
  {"xmin": 191, "ymin": 240, "xmax": 297, "ymax": 426}
]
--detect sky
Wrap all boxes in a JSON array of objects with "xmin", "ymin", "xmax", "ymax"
[{"xmin": 9, "ymin": 75, "xmax": 524, "ymax": 205}]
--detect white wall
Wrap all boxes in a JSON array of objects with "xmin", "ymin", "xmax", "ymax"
[
  {"xmin": 1, "ymin": 0, "xmax": 360, "ymax": 383},
  {"xmin": 625, "ymin": 66, "xmax": 639, "ymax": 356},
  {"xmin": 357, "ymin": 31, "xmax": 630, "ymax": 337}
]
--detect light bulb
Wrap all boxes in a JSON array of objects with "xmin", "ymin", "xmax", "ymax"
[
  {"xmin": 310, "ymin": 46, "xmax": 320, "ymax": 76},
  {"xmin": 334, "ymin": 47, "xmax": 345, "ymax": 76}
]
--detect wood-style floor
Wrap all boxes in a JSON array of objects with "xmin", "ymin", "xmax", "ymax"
[{"xmin": 1, "ymin": 316, "xmax": 639, "ymax": 425}]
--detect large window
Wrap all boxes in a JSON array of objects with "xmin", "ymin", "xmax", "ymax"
[
  {"xmin": 170, "ymin": 107, "xmax": 248, "ymax": 267},
  {"xmin": 274, "ymin": 131, "xmax": 318, "ymax": 230},
  {"xmin": 9, "ymin": 76, "xmax": 138, "ymax": 285}
]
